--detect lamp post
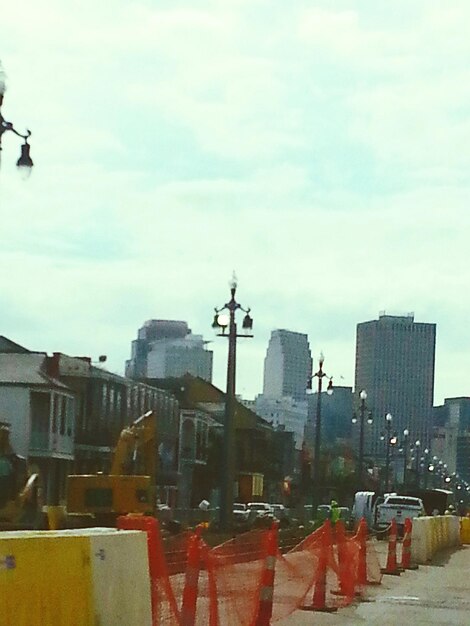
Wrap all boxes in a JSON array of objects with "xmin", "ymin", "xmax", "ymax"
[
  {"xmin": 402, "ymin": 428, "xmax": 410, "ymax": 488},
  {"xmin": 383, "ymin": 413, "xmax": 393, "ymax": 492},
  {"xmin": 414, "ymin": 440, "xmax": 421, "ymax": 488},
  {"xmin": 422, "ymin": 447, "xmax": 430, "ymax": 489},
  {"xmin": 0, "ymin": 63, "xmax": 33, "ymax": 169},
  {"xmin": 308, "ymin": 354, "xmax": 333, "ymax": 512},
  {"xmin": 212, "ymin": 274, "xmax": 253, "ymax": 530},
  {"xmin": 351, "ymin": 390, "xmax": 373, "ymax": 489}
]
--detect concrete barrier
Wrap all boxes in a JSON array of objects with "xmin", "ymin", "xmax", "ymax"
[
  {"xmin": 0, "ymin": 527, "xmax": 152, "ymax": 626},
  {"xmin": 460, "ymin": 517, "xmax": 470, "ymax": 544},
  {"xmin": 410, "ymin": 516, "xmax": 461, "ymax": 564}
]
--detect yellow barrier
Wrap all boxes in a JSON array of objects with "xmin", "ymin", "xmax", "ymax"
[
  {"xmin": 461, "ymin": 517, "xmax": 470, "ymax": 544},
  {"xmin": 0, "ymin": 528, "xmax": 152, "ymax": 626}
]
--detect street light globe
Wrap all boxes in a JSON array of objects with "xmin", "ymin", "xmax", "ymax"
[
  {"xmin": 386, "ymin": 413, "xmax": 392, "ymax": 422},
  {"xmin": 360, "ymin": 390, "xmax": 367, "ymax": 400},
  {"xmin": 216, "ymin": 313, "xmax": 230, "ymax": 327}
]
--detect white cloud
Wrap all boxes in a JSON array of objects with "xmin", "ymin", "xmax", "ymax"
[{"xmin": 0, "ymin": 1, "xmax": 469, "ymax": 405}]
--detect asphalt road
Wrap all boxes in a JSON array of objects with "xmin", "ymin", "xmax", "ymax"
[{"xmin": 278, "ymin": 543, "xmax": 470, "ymax": 625}]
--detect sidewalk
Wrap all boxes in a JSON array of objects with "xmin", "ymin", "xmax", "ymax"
[{"xmin": 278, "ymin": 544, "xmax": 470, "ymax": 625}]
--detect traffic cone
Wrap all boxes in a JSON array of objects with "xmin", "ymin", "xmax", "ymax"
[
  {"xmin": 381, "ymin": 519, "xmax": 403, "ymax": 576},
  {"xmin": 301, "ymin": 520, "xmax": 338, "ymax": 613},
  {"xmin": 181, "ymin": 527, "xmax": 203, "ymax": 626},
  {"xmin": 356, "ymin": 517, "xmax": 369, "ymax": 585},
  {"xmin": 331, "ymin": 520, "xmax": 358, "ymax": 598},
  {"xmin": 255, "ymin": 522, "xmax": 279, "ymax": 626},
  {"xmin": 400, "ymin": 518, "xmax": 418, "ymax": 570}
]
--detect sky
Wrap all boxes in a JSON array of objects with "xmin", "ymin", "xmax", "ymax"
[{"xmin": 1, "ymin": 1, "xmax": 469, "ymax": 404}]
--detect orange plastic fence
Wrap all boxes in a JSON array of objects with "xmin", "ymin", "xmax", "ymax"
[{"xmin": 117, "ymin": 515, "xmax": 382, "ymax": 625}]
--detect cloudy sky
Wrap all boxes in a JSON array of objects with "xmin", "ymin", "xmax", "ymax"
[{"xmin": 1, "ymin": 1, "xmax": 469, "ymax": 404}]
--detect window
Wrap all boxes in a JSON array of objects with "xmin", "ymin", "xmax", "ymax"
[
  {"xmin": 60, "ymin": 395, "xmax": 66, "ymax": 435},
  {"xmin": 52, "ymin": 395, "xmax": 59, "ymax": 433}
]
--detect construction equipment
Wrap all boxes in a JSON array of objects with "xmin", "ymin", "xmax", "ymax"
[
  {"xmin": 0, "ymin": 421, "xmax": 41, "ymax": 529},
  {"xmin": 66, "ymin": 411, "xmax": 157, "ymax": 525}
]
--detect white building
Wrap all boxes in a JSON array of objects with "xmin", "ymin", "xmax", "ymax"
[
  {"xmin": 254, "ymin": 394, "xmax": 308, "ymax": 450},
  {"xmin": 126, "ymin": 320, "xmax": 213, "ymax": 382},
  {"xmin": 263, "ymin": 329, "xmax": 312, "ymax": 401},
  {"xmin": 0, "ymin": 340, "xmax": 76, "ymax": 505}
]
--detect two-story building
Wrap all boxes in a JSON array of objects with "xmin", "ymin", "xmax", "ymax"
[
  {"xmin": 0, "ymin": 337, "xmax": 75, "ymax": 505},
  {"xmin": 46, "ymin": 352, "xmax": 181, "ymax": 507}
]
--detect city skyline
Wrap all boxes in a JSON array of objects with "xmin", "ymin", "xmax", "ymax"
[{"xmin": 1, "ymin": 2, "xmax": 469, "ymax": 406}]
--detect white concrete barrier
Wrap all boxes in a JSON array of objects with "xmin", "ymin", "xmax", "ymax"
[
  {"xmin": 0, "ymin": 527, "xmax": 152, "ymax": 626},
  {"xmin": 410, "ymin": 516, "xmax": 461, "ymax": 564}
]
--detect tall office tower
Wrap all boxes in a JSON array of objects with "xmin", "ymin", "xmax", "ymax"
[
  {"xmin": 355, "ymin": 313, "xmax": 436, "ymax": 458},
  {"xmin": 126, "ymin": 320, "xmax": 213, "ymax": 382},
  {"xmin": 263, "ymin": 329, "xmax": 313, "ymax": 401}
]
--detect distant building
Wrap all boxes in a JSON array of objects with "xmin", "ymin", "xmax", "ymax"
[
  {"xmin": 125, "ymin": 320, "xmax": 213, "ymax": 382},
  {"xmin": 254, "ymin": 394, "xmax": 308, "ymax": 449},
  {"xmin": 355, "ymin": 312, "xmax": 436, "ymax": 457},
  {"xmin": 263, "ymin": 329, "xmax": 312, "ymax": 401},
  {"xmin": 432, "ymin": 397, "xmax": 470, "ymax": 483},
  {"xmin": 306, "ymin": 386, "xmax": 353, "ymax": 448}
]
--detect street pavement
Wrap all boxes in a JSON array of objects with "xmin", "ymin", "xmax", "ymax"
[{"xmin": 278, "ymin": 543, "xmax": 470, "ymax": 625}]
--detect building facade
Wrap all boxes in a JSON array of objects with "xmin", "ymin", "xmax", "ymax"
[
  {"xmin": 306, "ymin": 386, "xmax": 354, "ymax": 449},
  {"xmin": 254, "ymin": 394, "xmax": 308, "ymax": 450},
  {"xmin": 0, "ymin": 340, "xmax": 75, "ymax": 506},
  {"xmin": 262, "ymin": 329, "xmax": 312, "ymax": 401},
  {"xmin": 355, "ymin": 313, "xmax": 436, "ymax": 458},
  {"xmin": 432, "ymin": 397, "xmax": 470, "ymax": 483},
  {"xmin": 125, "ymin": 320, "xmax": 213, "ymax": 382}
]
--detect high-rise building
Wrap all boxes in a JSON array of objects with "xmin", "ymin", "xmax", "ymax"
[
  {"xmin": 306, "ymin": 386, "xmax": 353, "ymax": 448},
  {"xmin": 355, "ymin": 312, "xmax": 436, "ymax": 457},
  {"xmin": 126, "ymin": 320, "xmax": 213, "ymax": 382},
  {"xmin": 263, "ymin": 329, "xmax": 312, "ymax": 401},
  {"xmin": 432, "ymin": 397, "xmax": 470, "ymax": 483}
]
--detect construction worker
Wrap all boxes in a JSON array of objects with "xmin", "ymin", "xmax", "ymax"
[{"xmin": 330, "ymin": 500, "xmax": 340, "ymax": 524}]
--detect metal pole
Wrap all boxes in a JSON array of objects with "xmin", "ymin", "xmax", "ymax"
[
  {"xmin": 358, "ymin": 396, "xmax": 365, "ymax": 489},
  {"xmin": 384, "ymin": 421, "xmax": 391, "ymax": 493},
  {"xmin": 220, "ymin": 288, "xmax": 237, "ymax": 531},
  {"xmin": 403, "ymin": 437, "xmax": 408, "ymax": 489},
  {"xmin": 415, "ymin": 442, "xmax": 421, "ymax": 489},
  {"xmin": 312, "ymin": 360, "xmax": 323, "ymax": 512}
]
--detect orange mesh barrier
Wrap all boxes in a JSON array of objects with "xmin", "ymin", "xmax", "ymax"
[
  {"xmin": 115, "ymin": 515, "xmax": 382, "ymax": 624},
  {"xmin": 117, "ymin": 515, "xmax": 182, "ymax": 625},
  {"xmin": 201, "ymin": 528, "xmax": 270, "ymax": 626}
]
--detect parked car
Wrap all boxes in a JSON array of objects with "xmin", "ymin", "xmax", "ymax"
[
  {"xmin": 271, "ymin": 504, "xmax": 290, "ymax": 526},
  {"xmin": 233, "ymin": 503, "xmax": 250, "ymax": 524},
  {"xmin": 246, "ymin": 502, "xmax": 274, "ymax": 520}
]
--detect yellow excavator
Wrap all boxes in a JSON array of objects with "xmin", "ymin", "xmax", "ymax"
[
  {"xmin": 66, "ymin": 410, "xmax": 157, "ymax": 526},
  {"xmin": 0, "ymin": 422, "xmax": 42, "ymax": 529}
]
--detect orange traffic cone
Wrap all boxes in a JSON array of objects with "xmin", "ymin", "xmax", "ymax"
[
  {"xmin": 331, "ymin": 520, "xmax": 359, "ymax": 599},
  {"xmin": 255, "ymin": 522, "xmax": 279, "ymax": 626},
  {"xmin": 381, "ymin": 519, "xmax": 403, "ymax": 576},
  {"xmin": 400, "ymin": 518, "xmax": 418, "ymax": 570},
  {"xmin": 301, "ymin": 520, "xmax": 338, "ymax": 613}
]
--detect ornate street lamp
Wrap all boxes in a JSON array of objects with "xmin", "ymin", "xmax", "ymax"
[
  {"xmin": 414, "ymin": 440, "xmax": 421, "ymax": 487},
  {"xmin": 351, "ymin": 390, "xmax": 373, "ymax": 489},
  {"xmin": 0, "ymin": 63, "xmax": 33, "ymax": 170},
  {"xmin": 212, "ymin": 273, "xmax": 253, "ymax": 530},
  {"xmin": 402, "ymin": 428, "xmax": 410, "ymax": 488},
  {"xmin": 382, "ymin": 413, "xmax": 394, "ymax": 492},
  {"xmin": 307, "ymin": 354, "xmax": 333, "ymax": 512}
]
